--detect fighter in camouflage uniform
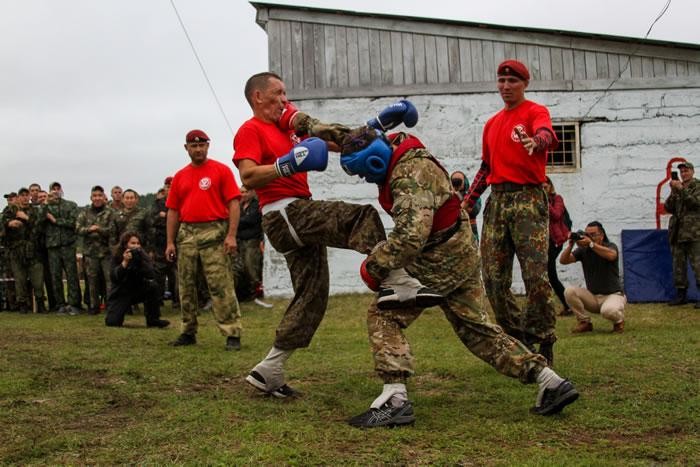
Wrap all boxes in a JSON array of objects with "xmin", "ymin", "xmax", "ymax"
[
  {"xmin": 39, "ymin": 182, "xmax": 82, "ymax": 315},
  {"xmin": 76, "ymin": 185, "xmax": 118, "ymax": 314},
  {"xmin": 664, "ymin": 161, "xmax": 700, "ymax": 307},
  {"xmin": 1, "ymin": 188, "xmax": 46, "ymax": 313},
  {"xmin": 306, "ymin": 100, "xmax": 578, "ymax": 427}
]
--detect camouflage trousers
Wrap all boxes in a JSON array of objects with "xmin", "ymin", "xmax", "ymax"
[
  {"xmin": 7, "ymin": 247, "xmax": 44, "ymax": 304},
  {"xmin": 481, "ymin": 186, "xmax": 556, "ymax": 346},
  {"xmin": 368, "ymin": 220, "xmax": 546, "ymax": 385},
  {"xmin": 85, "ymin": 255, "xmax": 111, "ymax": 309},
  {"xmin": 232, "ymin": 236, "xmax": 263, "ymax": 299},
  {"xmin": 671, "ymin": 241, "xmax": 700, "ymax": 289},
  {"xmin": 47, "ymin": 243, "xmax": 81, "ymax": 307},
  {"xmin": 176, "ymin": 220, "xmax": 241, "ymax": 337},
  {"xmin": 262, "ymin": 198, "xmax": 385, "ymax": 350}
]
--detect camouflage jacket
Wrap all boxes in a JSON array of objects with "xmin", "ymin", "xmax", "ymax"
[
  {"xmin": 76, "ymin": 205, "xmax": 118, "ymax": 258},
  {"xmin": 1, "ymin": 204, "xmax": 41, "ymax": 257},
  {"xmin": 365, "ymin": 140, "xmax": 475, "ymax": 294},
  {"xmin": 39, "ymin": 198, "xmax": 79, "ymax": 248},
  {"xmin": 664, "ymin": 178, "xmax": 700, "ymax": 244},
  {"xmin": 115, "ymin": 207, "xmax": 153, "ymax": 252},
  {"xmin": 150, "ymin": 198, "xmax": 168, "ymax": 250}
]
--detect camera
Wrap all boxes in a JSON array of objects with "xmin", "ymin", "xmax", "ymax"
[
  {"xmin": 570, "ymin": 230, "xmax": 590, "ymax": 242},
  {"xmin": 671, "ymin": 171, "xmax": 679, "ymax": 181},
  {"xmin": 128, "ymin": 247, "xmax": 143, "ymax": 262},
  {"xmin": 451, "ymin": 178, "xmax": 463, "ymax": 189}
]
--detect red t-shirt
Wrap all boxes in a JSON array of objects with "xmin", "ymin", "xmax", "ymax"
[
  {"xmin": 233, "ymin": 117, "xmax": 311, "ymax": 208},
  {"xmin": 482, "ymin": 100, "xmax": 556, "ymax": 185},
  {"xmin": 166, "ymin": 159, "xmax": 241, "ymax": 223}
]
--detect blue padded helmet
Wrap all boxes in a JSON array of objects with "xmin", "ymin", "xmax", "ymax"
[{"xmin": 340, "ymin": 129, "xmax": 393, "ymax": 184}]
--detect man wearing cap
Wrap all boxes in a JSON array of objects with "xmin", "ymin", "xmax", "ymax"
[
  {"xmin": 151, "ymin": 177, "xmax": 178, "ymax": 307},
  {"xmin": 76, "ymin": 185, "xmax": 118, "ymax": 314},
  {"xmin": 4, "ymin": 192, "xmax": 18, "ymax": 207},
  {"xmin": 464, "ymin": 60, "xmax": 559, "ymax": 365},
  {"xmin": 664, "ymin": 161, "xmax": 700, "ymax": 308},
  {"xmin": 1, "ymin": 188, "xmax": 46, "ymax": 313},
  {"xmin": 39, "ymin": 182, "xmax": 82, "ymax": 315},
  {"xmin": 166, "ymin": 129, "xmax": 243, "ymax": 351}
]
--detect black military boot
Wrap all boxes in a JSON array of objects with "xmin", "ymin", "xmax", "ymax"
[
  {"xmin": 668, "ymin": 288, "xmax": 688, "ymax": 306},
  {"xmin": 36, "ymin": 300, "xmax": 48, "ymax": 314},
  {"xmin": 18, "ymin": 302, "xmax": 30, "ymax": 314},
  {"xmin": 168, "ymin": 334, "xmax": 196, "ymax": 346}
]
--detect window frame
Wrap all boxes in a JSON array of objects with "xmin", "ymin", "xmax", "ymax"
[{"xmin": 547, "ymin": 121, "xmax": 580, "ymax": 173}]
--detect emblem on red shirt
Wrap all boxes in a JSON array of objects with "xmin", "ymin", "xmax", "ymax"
[
  {"xmin": 199, "ymin": 177, "xmax": 212, "ymax": 190},
  {"xmin": 511, "ymin": 124, "xmax": 526, "ymax": 142}
]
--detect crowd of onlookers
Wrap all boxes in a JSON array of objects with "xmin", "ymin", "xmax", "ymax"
[{"xmin": 0, "ymin": 180, "xmax": 264, "ymax": 318}]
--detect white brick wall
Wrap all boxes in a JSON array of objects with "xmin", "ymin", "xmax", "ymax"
[{"xmin": 263, "ymin": 88, "xmax": 700, "ymax": 298}]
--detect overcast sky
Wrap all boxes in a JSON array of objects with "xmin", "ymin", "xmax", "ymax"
[{"xmin": 2, "ymin": 0, "xmax": 698, "ymax": 203}]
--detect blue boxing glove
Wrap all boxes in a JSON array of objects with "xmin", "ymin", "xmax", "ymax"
[
  {"xmin": 274, "ymin": 137, "xmax": 329, "ymax": 178},
  {"xmin": 366, "ymin": 99, "xmax": 418, "ymax": 131}
]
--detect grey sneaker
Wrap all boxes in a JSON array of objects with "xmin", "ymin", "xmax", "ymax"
[
  {"xmin": 530, "ymin": 379, "xmax": 579, "ymax": 416},
  {"xmin": 349, "ymin": 401, "xmax": 416, "ymax": 428},
  {"xmin": 245, "ymin": 370, "xmax": 297, "ymax": 398},
  {"xmin": 56, "ymin": 306, "xmax": 67, "ymax": 315},
  {"xmin": 68, "ymin": 306, "xmax": 81, "ymax": 316}
]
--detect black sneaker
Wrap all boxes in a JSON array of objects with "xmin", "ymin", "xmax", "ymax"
[
  {"xmin": 376, "ymin": 287, "xmax": 445, "ymax": 310},
  {"xmin": 245, "ymin": 370, "xmax": 297, "ymax": 398},
  {"xmin": 348, "ymin": 401, "xmax": 416, "ymax": 428},
  {"xmin": 87, "ymin": 307, "xmax": 100, "ymax": 315},
  {"xmin": 530, "ymin": 379, "xmax": 579, "ymax": 416},
  {"xmin": 168, "ymin": 334, "xmax": 196, "ymax": 346},
  {"xmin": 147, "ymin": 319, "xmax": 171, "ymax": 329},
  {"xmin": 225, "ymin": 336, "xmax": 241, "ymax": 351}
]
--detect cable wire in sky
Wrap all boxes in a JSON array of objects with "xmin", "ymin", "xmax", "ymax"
[
  {"xmin": 582, "ymin": 0, "xmax": 672, "ymax": 118},
  {"xmin": 169, "ymin": 0, "xmax": 234, "ymax": 137}
]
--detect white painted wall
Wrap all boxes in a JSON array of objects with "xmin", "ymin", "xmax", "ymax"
[{"xmin": 263, "ymin": 88, "xmax": 700, "ymax": 298}]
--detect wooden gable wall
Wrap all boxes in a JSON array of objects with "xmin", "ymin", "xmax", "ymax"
[{"xmin": 253, "ymin": 3, "xmax": 700, "ymax": 100}]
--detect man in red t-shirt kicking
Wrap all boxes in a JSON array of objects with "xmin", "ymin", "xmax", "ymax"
[
  {"xmin": 464, "ymin": 60, "xmax": 559, "ymax": 366},
  {"xmin": 233, "ymin": 72, "xmax": 441, "ymax": 398},
  {"xmin": 166, "ymin": 129, "xmax": 243, "ymax": 351}
]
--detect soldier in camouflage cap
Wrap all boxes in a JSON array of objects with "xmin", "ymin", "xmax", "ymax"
[
  {"xmin": 1, "ymin": 187, "xmax": 46, "ymax": 313},
  {"xmin": 76, "ymin": 185, "xmax": 118, "ymax": 314},
  {"xmin": 323, "ymin": 105, "xmax": 578, "ymax": 427},
  {"xmin": 664, "ymin": 161, "xmax": 700, "ymax": 308}
]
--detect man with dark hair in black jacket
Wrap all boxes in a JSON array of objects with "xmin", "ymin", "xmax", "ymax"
[{"xmin": 233, "ymin": 186, "xmax": 264, "ymax": 302}]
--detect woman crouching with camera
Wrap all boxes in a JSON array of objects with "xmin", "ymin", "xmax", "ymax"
[{"xmin": 105, "ymin": 231, "xmax": 170, "ymax": 328}]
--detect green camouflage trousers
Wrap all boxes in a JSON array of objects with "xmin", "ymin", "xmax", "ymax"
[
  {"xmin": 671, "ymin": 241, "xmax": 700, "ymax": 289},
  {"xmin": 47, "ymin": 243, "xmax": 81, "ymax": 307},
  {"xmin": 368, "ymin": 219, "xmax": 546, "ymax": 384},
  {"xmin": 262, "ymin": 199, "xmax": 385, "ymax": 350},
  {"xmin": 85, "ymin": 255, "xmax": 111, "ymax": 309},
  {"xmin": 481, "ymin": 186, "xmax": 556, "ymax": 346},
  {"xmin": 233, "ymin": 236, "xmax": 263, "ymax": 298},
  {"xmin": 176, "ymin": 220, "xmax": 241, "ymax": 337},
  {"xmin": 7, "ymin": 248, "xmax": 44, "ymax": 303}
]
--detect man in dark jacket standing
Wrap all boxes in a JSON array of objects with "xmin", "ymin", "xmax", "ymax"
[
  {"xmin": 664, "ymin": 161, "xmax": 700, "ymax": 308},
  {"xmin": 233, "ymin": 186, "xmax": 263, "ymax": 302}
]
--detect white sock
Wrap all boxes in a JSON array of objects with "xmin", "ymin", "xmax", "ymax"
[
  {"xmin": 252, "ymin": 347, "xmax": 294, "ymax": 389},
  {"xmin": 370, "ymin": 383, "xmax": 408, "ymax": 409},
  {"xmin": 535, "ymin": 367, "xmax": 565, "ymax": 407}
]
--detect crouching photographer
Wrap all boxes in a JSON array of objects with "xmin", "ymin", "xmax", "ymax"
[
  {"xmin": 559, "ymin": 221, "xmax": 626, "ymax": 334},
  {"xmin": 105, "ymin": 231, "xmax": 170, "ymax": 328}
]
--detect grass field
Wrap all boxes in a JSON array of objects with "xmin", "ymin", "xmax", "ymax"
[{"xmin": 1, "ymin": 295, "xmax": 698, "ymax": 465}]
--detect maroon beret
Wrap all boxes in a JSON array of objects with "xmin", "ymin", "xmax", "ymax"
[
  {"xmin": 186, "ymin": 129, "xmax": 210, "ymax": 143},
  {"xmin": 164, "ymin": 176, "xmax": 173, "ymax": 185},
  {"xmin": 497, "ymin": 60, "xmax": 530, "ymax": 81}
]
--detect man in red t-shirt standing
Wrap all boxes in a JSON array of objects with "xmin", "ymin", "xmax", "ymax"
[
  {"xmin": 464, "ymin": 60, "xmax": 559, "ymax": 366},
  {"xmin": 166, "ymin": 129, "xmax": 243, "ymax": 351}
]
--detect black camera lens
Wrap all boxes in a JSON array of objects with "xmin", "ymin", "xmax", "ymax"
[{"xmin": 451, "ymin": 179, "xmax": 462, "ymax": 188}]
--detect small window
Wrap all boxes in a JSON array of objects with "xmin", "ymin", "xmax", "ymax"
[{"xmin": 547, "ymin": 122, "xmax": 580, "ymax": 171}]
